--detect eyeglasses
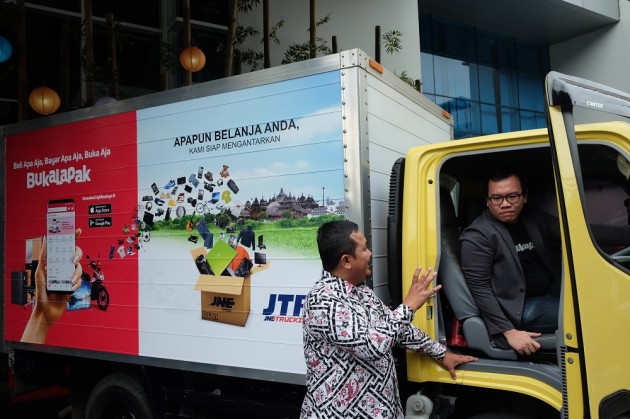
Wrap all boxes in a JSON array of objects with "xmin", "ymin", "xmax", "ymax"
[{"xmin": 487, "ymin": 193, "xmax": 523, "ymax": 206}]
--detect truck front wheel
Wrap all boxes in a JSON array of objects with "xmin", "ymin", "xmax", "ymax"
[{"xmin": 85, "ymin": 373, "xmax": 154, "ymax": 419}]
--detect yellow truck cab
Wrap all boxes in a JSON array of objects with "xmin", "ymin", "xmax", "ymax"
[{"xmin": 389, "ymin": 72, "xmax": 630, "ymax": 418}]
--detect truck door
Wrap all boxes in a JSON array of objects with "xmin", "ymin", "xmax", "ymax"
[{"xmin": 545, "ymin": 72, "xmax": 630, "ymax": 418}]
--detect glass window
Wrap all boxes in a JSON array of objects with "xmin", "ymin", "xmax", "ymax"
[
  {"xmin": 169, "ymin": 29, "xmax": 229, "ymax": 86},
  {"xmin": 91, "ymin": 26, "xmax": 161, "ymax": 97},
  {"xmin": 499, "ymin": 70, "xmax": 519, "ymax": 108},
  {"xmin": 27, "ymin": 0, "xmax": 80, "ymax": 13},
  {"xmin": 477, "ymin": 31, "xmax": 515, "ymax": 68},
  {"xmin": 419, "ymin": 12, "xmax": 432, "ymax": 51},
  {"xmin": 516, "ymin": 42, "xmax": 548, "ymax": 74},
  {"xmin": 478, "ymin": 65, "xmax": 495, "ymax": 104},
  {"xmin": 115, "ymin": 32, "xmax": 161, "ymax": 92},
  {"xmin": 433, "ymin": 56, "xmax": 475, "ymax": 100},
  {"xmin": 478, "ymin": 66, "xmax": 518, "ymax": 107},
  {"xmin": 419, "ymin": 13, "xmax": 549, "ymax": 139},
  {"xmin": 520, "ymin": 111, "xmax": 546, "ymax": 130},
  {"xmin": 420, "ymin": 52, "xmax": 435, "ymax": 95},
  {"xmin": 578, "ymin": 144, "xmax": 630, "ymax": 267},
  {"xmin": 481, "ymin": 104, "xmax": 499, "ymax": 135},
  {"xmin": 25, "ymin": 12, "xmax": 82, "ymax": 115},
  {"xmin": 175, "ymin": 1, "xmax": 228, "ymax": 26},
  {"xmin": 430, "ymin": 17, "xmax": 476, "ymax": 62},
  {"xmin": 92, "ymin": 0, "xmax": 160, "ymax": 28},
  {"xmin": 0, "ymin": 101, "xmax": 18, "ymax": 126},
  {"xmin": 518, "ymin": 72, "xmax": 545, "ymax": 112},
  {"xmin": 437, "ymin": 95, "xmax": 480, "ymax": 138},
  {"xmin": 500, "ymin": 106, "xmax": 521, "ymax": 132}
]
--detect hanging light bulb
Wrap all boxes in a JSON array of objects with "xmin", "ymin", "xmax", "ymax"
[
  {"xmin": 29, "ymin": 86, "xmax": 61, "ymax": 115},
  {"xmin": 0, "ymin": 35, "xmax": 12, "ymax": 63},
  {"xmin": 180, "ymin": 46, "xmax": 206, "ymax": 72}
]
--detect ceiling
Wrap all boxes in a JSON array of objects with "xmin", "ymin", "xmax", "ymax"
[{"xmin": 419, "ymin": 0, "xmax": 620, "ymax": 45}]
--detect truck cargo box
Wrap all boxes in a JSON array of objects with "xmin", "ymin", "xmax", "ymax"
[{"xmin": 2, "ymin": 49, "xmax": 452, "ymax": 386}]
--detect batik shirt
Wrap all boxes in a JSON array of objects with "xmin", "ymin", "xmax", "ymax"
[{"xmin": 300, "ymin": 271, "xmax": 446, "ymax": 418}]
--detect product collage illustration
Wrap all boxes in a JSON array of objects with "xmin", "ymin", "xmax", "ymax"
[{"xmin": 136, "ymin": 162, "xmax": 267, "ymax": 280}]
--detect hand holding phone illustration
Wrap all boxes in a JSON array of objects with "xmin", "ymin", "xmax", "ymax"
[
  {"xmin": 21, "ymin": 228, "xmax": 83, "ymax": 344},
  {"xmin": 46, "ymin": 199, "xmax": 76, "ymax": 292}
]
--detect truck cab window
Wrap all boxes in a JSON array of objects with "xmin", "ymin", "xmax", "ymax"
[{"xmin": 577, "ymin": 143, "xmax": 630, "ymax": 269}]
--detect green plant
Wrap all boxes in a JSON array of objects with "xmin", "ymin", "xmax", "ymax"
[
  {"xmin": 221, "ymin": 0, "xmax": 285, "ymax": 71},
  {"xmin": 381, "ymin": 29, "xmax": 419, "ymax": 91},
  {"xmin": 396, "ymin": 70, "xmax": 417, "ymax": 89},
  {"xmin": 281, "ymin": 13, "xmax": 332, "ymax": 64},
  {"xmin": 382, "ymin": 30, "xmax": 402, "ymax": 55}
]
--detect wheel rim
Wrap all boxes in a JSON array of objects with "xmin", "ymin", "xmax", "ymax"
[{"xmin": 97, "ymin": 286, "xmax": 109, "ymax": 310}]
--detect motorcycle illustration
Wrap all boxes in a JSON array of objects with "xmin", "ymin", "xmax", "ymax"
[{"xmin": 80, "ymin": 254, "xmax": 110, "ymax": 311}]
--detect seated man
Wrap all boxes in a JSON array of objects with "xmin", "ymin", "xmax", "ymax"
[
  {"xmin": 460, "ymin": 169, "xmax": 559, "ymax": 356},
  {"xmin": 460, "ymin": 169, "xmax": 630, "ymax": 356}
]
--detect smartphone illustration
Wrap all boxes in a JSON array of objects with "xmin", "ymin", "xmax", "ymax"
[
  {"xmin": 46, "ymin": 199, "xmax": 76, "ymax": 292},
  {"xmin": 198, "ymin": 189, "xmax": 204, "ymax": 200},
  {"xmin": 151, "ymin": 182, "xmax": 159, "ymax": 195},
  {"xmin": 197, "ymin": 166, "xmax": 203, "ymax": 179},
  {"xmin": 227, "ymin": 179, "xmax": 239, "ymax": 194}
]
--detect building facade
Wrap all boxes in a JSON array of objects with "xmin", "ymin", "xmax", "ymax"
[
  {"xmin": 239, "ymin": 0, "xmax": 627, "ymax": 138},
  {"xmin": 2, "ymin": 1, "xmax": 628, "ymax": 135}
]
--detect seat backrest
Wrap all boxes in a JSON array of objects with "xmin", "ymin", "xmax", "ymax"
[
  {"xmin": 438, "ymin": 188, "xmax": 519, "ymax": 360},
  {"xmin": 438, "ymin": 189, "xmax": 478, "ymax": 321}
]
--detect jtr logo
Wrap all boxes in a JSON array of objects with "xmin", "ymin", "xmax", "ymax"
[
  {"xmin": 262, "ymin": 294, "xmax": 305, "ymax": 316},
  {"xmin": 210, "ymin": 296, "xmax": 236, "ymax": 309}
]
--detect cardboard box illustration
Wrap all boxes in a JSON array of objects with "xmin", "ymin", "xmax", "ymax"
[{"xmin": 191, "ymin": 246, "xmax": 268, "ymax": 327}]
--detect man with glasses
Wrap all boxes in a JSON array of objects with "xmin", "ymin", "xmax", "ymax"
[{"xmin": 459, "ymin": 169, "xmax": 561, "ymax": 356}]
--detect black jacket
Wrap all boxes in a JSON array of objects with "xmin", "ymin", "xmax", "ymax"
[
  {"xmin": 237, "ymin": 228, "xmax": 255, "ymax": 250},
  {"xmin": 460, "ymin": 206, "xmax": 630, "ymax": 347},
  {"xmin": 459, "ymin": 207, "xmax": 561, "ymax": 338}
]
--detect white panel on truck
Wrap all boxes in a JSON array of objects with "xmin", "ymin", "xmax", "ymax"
[
  {"xmin": 364, "ymin": 65, "xmax": 453, "ymax": 301},
  {"xmin": 135, "ymin": 71, "xmax": 345, "ymax": 379}
]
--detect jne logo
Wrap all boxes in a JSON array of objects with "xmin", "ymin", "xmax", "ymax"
[
  {"xmin": 262, "ymin": 294, "xmax": 306, "ymax": 318},
  {"xmin": 210, "ymin": 296, "xmax": 236, "ymax": 309}
]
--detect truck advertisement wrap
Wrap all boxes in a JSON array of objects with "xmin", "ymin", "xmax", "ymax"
[
  {"xmin": 5, "ymin": 112, "xmax": 139, "ymax": 354},
  {"xmin": 4, "ymin": 71, "xmax": 345, "ymax": 375}
]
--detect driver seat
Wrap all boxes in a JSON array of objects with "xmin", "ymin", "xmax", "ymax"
[{"xmin": 438, "ymin": 188, "xmax": 556, "ymax": 360}]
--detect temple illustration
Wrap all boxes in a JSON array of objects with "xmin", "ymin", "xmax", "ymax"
[{"xmin": 241, "ymin": 188, "xmax": 345, "ymax": 219}]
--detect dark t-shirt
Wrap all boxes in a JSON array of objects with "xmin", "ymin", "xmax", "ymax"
[{"xmin": 505, "ymin": 220, "xmax": 554, "ymax": 297}]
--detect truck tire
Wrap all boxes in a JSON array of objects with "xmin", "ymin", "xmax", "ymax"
[{"xmin": 85, "ymin": 373, "xmax": 154, "ymax": 419}]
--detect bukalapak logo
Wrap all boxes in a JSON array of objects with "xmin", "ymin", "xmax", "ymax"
[
  {"xmin": 26, "ymin": 165, "xmax": 92, "ymax": 188},
  {"xmin": 262, "ymin": 294, "xmax": 305, "ymax": 323}
]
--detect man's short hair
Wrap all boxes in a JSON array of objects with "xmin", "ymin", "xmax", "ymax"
[
  {"xmin": 317, "ymin": 220, "xmax": 359, "ymax": 272},
  {"xmin": 485, "ymin": 169, "xmax": 527, "ymax": 195}
]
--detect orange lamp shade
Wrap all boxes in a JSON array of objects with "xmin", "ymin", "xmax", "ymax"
[
  {"xmin": 29, "ymin": 86, "xmax": 61, "ymax": 115},
  {"xmin": 180, "ymin": 46, "xmax": 206, "ymax": 72}
]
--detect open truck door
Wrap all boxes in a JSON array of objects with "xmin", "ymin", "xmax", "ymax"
[
  {"xmin": 545, "ymin": 72, "xmax": 630, "ymax": 418},
  {"xmin": 392, "ymin": 72, "xmax": 630, "ymax": 418}
]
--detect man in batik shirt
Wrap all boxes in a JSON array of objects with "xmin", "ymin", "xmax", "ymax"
[{"xmin": 301, "ymin": 220, "xmax": 477, "ymax": 418}]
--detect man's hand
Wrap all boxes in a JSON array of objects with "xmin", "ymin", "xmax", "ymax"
[
  {"xmin": 22, "ymin": 229, "xmax": 83, "ymax": 343},
  {"xmin": 503, "ymin": 329, "xmax": 542, "ymax": 356},
  {"xmin": 440, "ymin": 352, "xmax": 478, "ymax": 380},
  {"xmin": 402, "ymin": 266, "xmax": 440, "ymax": 311}
]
